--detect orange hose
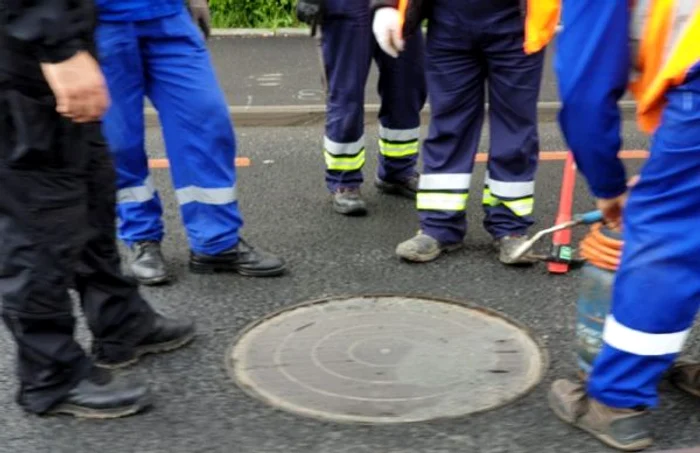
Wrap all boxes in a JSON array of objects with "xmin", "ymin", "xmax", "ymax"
[{"xmin": 579, "ymin": 223, "xmax": 624, "ymax": 271}]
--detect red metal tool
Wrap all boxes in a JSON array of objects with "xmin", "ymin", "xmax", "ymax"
[{"xmin": 547, "ymin": 151, "xmax": 577, "ymax": 274}]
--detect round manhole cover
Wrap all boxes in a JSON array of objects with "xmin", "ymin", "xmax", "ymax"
[{"xmin": 226, "ymin": 295, "xmax": 546, "ymax": 424}]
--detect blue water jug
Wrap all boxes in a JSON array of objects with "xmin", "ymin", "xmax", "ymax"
[{"xmin": 575, "ymin": 226, "xmax": 622, "ymax": 376}]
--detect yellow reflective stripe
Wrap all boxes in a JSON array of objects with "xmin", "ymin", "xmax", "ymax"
[
  {"xmin": 482, "ymin": 188, "xmax": 501, "ymax": 207},
  {"xmin": 378, "ymin": 139, "xmax": 419, "ymax": 158},
  {"xmin": 417, "ymin": 193, "xmax": 468, "ymax": 211},
  {"xmin": 324, "ymin": 149, "xmax": 366, "ymax": 171},
  {"xmin": 503, "ymin": 197, "xmax": 534, "ymax": 217}
]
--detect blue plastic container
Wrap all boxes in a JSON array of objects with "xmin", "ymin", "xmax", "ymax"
[{"xmin": 575, "ymin": 227, "xmax": 622, "ymax": 376}]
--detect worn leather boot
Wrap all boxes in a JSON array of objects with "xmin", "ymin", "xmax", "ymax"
[
  {"xmin": 94, "ymin": 314, "xmax": 196, "ymax": 369},
  {"xmin": 548, "ymin": 379, "xmax": 653, "ymax": 451},
  {"xmin": 189, "ymin": 239, "xmax": 286, "ymax": 277},
  {"xmin": 332, "ymin": 187, "xmax": 367, "ymax": 216},
  {"xmin": 375, "ymin": 174, "xmax": 418, "ymax": 200},
  {"xmin": 495, "ymin": 235, "xmax": 539, "ymax": 265},
  {"xmin": 46, "ymin": 367, "xmax": 151, "ymax": 419},
  {"xmin": 668, "ymin": 359, "xmax": 700, "ymax": 398},
  {"xmin": 396, "ymin": 232, "xmax": 463, "ymax": 263},
  {"xmin": 129, "ymin": 241, "xmax": 170, "ymax": 285}
]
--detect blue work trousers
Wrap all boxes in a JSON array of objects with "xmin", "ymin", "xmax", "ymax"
[
  {"xmin": 96, "ymin": 10, "xmax": 242, "ymax": 255},
  {"xmin": 320, "ymin": 0, "xmax": 427, "ymax": 191},
  {"xmin": 587, "ymin": 71, "xmax": 700, "ymax": 409},
  {"xmin": 418, "ymin": 0, "xmax": 544, "ymax": 244}
]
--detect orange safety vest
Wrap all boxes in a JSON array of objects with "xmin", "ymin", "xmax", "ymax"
[
  {"xmin": 523, "ymin": 0, "xmax": 561, "ymax": 55},
  {"xmin": 395, "ymin": 0, "xmax": 561, "ymax": 54},
  {"xmin": 630, "ymin": 0, "xmax": 700, "ymax": 133}
]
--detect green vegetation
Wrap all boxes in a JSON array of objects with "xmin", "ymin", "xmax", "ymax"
[{"xmin": 210, "ymin": 0, "xmax": 302, "ymax": 28}]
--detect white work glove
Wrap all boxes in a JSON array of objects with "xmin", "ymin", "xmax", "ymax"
[{"xmin": 372, "ymin": 7, "xmax": 404, "ymax": 58}]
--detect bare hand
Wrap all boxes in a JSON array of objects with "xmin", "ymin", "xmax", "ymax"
[
  {"xmin": 40, "ymin": 51, "xmax": 110, "ymax": 123},
  {"xmin": 596, "ymin": 175, "xmax": 639, "ymax": 230}
]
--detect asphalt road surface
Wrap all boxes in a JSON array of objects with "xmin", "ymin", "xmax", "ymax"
[{"xmin": 2, "ymin": 121, "xmax": 699, "ymax": 453}]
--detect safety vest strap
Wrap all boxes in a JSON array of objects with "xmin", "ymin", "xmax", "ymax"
[{"xmin": 523, "ymin": 0, "xmax": 561, "ymax": 54}]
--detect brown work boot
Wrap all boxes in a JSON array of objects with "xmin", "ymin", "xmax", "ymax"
[
  {"xmin": 548, "ymin": 379, "xmax": 653, "ymax": 451},
  {"xmin": 495, "ymin": 235, "xmax": 538, "ymax": 265},
  {"xmin": 668, "ymin": 359, "xmax": 700, "ymax": 398}
]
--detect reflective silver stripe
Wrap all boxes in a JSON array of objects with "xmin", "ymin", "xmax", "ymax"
[
  {"xmin": 419, "ymin": 173, "xmax": 472, "ymax": 191},
  {"xmin": 323, "ymin": 136, "xmax": 364, "ymax": 156},
  {"xmin": 603, "ymin": 315, "xmax": 690, "ymax": 356},
  {"xmin": 176, "ymin": 185, "xmax": 237, "ymax": 206},
  {"xmin": 378, "ymin": 125, "xmax": 420, "ymax": 142},
  {"xmin": 117, "ymin": 176, "xmax": 156, "ymax": 204},
  {"xmin": 486, "ymin": 177, "xmax": 535, "ymax": 199},
  {"xmin": 416, "ymin": 193, "xmax": 468, "ymax": 211}
]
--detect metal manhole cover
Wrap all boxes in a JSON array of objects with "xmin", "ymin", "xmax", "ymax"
[{"xmin": 226, "ymin": 295, "xmax": 546, "ymax": 424}]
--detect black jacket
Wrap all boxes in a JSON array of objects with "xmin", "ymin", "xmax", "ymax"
[{"xmin": 0, "ymin": 0, "xmax": 96, "ymax": 87}]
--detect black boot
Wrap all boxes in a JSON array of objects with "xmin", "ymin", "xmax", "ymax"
[
  {"xmin": 129, "ymin": 241, "xmax": 170, "ymax": 286},
  {"xmin": 375, "ymin": 174, "xmax": 418, "ymax": 200},
  {"xmin": 94, "ymin": 314, "xmax": 196, "ymax": 369},
  {"xmin": 188, "ymin": 239, "xmax": 286, "ymax": 277},
  {"xmin": 46, "ymin": 367, "xmax": 151, "ymax": 419}
]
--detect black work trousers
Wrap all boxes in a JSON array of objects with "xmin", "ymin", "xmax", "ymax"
[{"xmin": 0, "ymin": 87, "xmax": 156, "ymax": 414}]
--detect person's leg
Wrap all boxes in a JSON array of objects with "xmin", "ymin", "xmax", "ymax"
[
  {"xmin": 372, "ymin": 27, "xmax": 427, "ymax": 199},
  {"xmin": 396, "ymin": 17, "xmax": 485, "ymax": 263},
  {"xmin": 140, "ymin": 12, "xmax": 285, "ymax": 276},
  {"xmin": 0, "ymin": 89, "xmax": 149, "ymax": 418},
  {"xmin": 549, "ymin": 71, "xmax": 700, "ymax": 451},
  {"xmin": 320, "ymin": 0, "xmax": 373, "ymax": 215},
  {"xmin": 481, "ymin": 15, "xmax": 544, "ymax": 264},
  {"xmin": 74, "ymin": 124, "xmax": 195, "ymax": 368},
  {"xmin": 95, "ymin": 21, "xmax": 169, "ymax": 285}
]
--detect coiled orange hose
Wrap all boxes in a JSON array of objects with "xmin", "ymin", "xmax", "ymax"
[{"xmin": 579, "ymin": 223, "xmax": 624, "ymax": 271}]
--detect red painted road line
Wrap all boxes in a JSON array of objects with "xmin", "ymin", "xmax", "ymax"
[{"xmin": 145, "ymin": 151, "xmax": 648, "ymax": 169}]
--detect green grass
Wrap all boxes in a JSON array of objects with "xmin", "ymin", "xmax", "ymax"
[{"xmin": 210, "ymin": 0, "xmax": 301, "ymax": 28}]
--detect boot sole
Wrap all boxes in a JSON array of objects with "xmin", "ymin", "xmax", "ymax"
[
  {"xmin": 374, "ymin": 179, "xmax": 416, "ymax": 200},
  {"xmin": 135, "ymin": 274, "xmax": 172, "ymax": 286},
  {"xmin": 45, "ymin": 395, "xmax": 153, "ymax": 419},
  {"xmin": 188, "ymin": 262, "xmax": 287, "ymax": 277},
  {"xmin": 397, "ymin": 243, "xmax": 463, "ymax": 263},
  {"xmin": 548, "ymin": 392, "xmax": 653, "ymax": 452},
  {"xmin": 333, "ymin": 203, "xmax": 368, "ymax": 216},
  {"xmin": 498, "ymin": 256, "xmax": 539, "ymax": 266},
  {"xmin": 97, "ymin": 330, "xmax": 196, "ymax": 370}
]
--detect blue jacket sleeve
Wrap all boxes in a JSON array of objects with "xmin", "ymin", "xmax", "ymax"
[{"xmin": 555, "ymin": 0, "xmax": 630, "ymax": 199}]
